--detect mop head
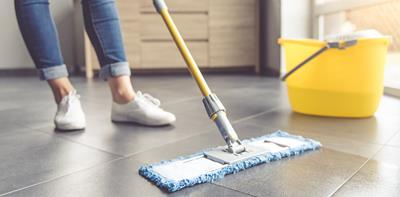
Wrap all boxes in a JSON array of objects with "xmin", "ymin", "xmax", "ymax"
[{"xmin": 139, "ymin": 131, "xmax": 321, "ymax": 193}]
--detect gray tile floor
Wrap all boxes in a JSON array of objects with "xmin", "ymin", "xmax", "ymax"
[{"xmin": 1, "ymin": 75, "xmax": 400, "ymax": 197}]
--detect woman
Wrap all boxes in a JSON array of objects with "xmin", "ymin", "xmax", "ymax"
[{"xmin": 14, "ymin": 0, "xmax": 176, "ymax": 130}]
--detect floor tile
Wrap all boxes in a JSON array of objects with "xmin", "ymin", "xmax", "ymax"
[
  {"xmin": 232, "ymin": 120, "xmax": 383, "ymax": 158},
  {"xmin": 32, "ymin": 99, "xmax": 215, "ymax": 156},
  {"xmin": 28, "ymin": 82, "xmax": 285, "ymax": 156},
  {"xmin": 0, "ymin": 88, "xmax": 53, "ymax": 109},
  {"xmin": 0, "ymin": 128, "xmax": 118, "ymax": 195},
  {"xmin": 109, "ymin": 118, "xmax": 368, "ymax": 197},
  {"xmin": 374, "ymin": 95, "xmax": 400, "ymax": 117},
  {"xmin": 217, "ymin": 87, "xmax": 289, "ymax": 121},
  {"xmin": 245, "ymin": 107, "xmax": 400, "ymax": 145},
  {"xmin": 123, "ymin": 126, "xmax": 368, "ymax": 197},
  {"xmin": 213, "ymin": 149, "xmax": 366, "ymax": 197},
  {"xmin": 386, "ymin": 132, "xmax": 400, "ymax": 147},
  {"xmin": 235, "ymin": 108, "xmax": 389, "ymax": 158},
  {"xmin": 0, "ymin": 110, "xmax": 27, "ymax": 134},
  {"xmin": 1, "ymin": 75, "xmax": 400, "ymax": 197},
  {"xmin": 334, "ymin": 146, "xmax": 400, "ymax": 197},
  {"xmin": 206, "ymin": 75, "xmax": 281, "ymax": 92},
  {"xmin": 0, "ymin": 101, "xmax": 19, "ymax": 111},
  {"xmin": 4, "ymin": 157, "xmax": 251, "ymax": 197},
  {"xmin": 0, "ymin": 106, "xmax": 55, "ymax": 130}
]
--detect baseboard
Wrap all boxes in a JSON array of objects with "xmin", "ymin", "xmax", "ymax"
[
  {"xmin": 0, "ymin": 66, "xmax": 257, "ymax": 78},
  {"xmin": 0, "ymin": 67, "xmax": 81, "ymax": 77},
  {"xmin": 85, "ymin": 66, "xmax": 257, "ymax": 77},
  {"xmin": 384, "ymin": 86, "xmax": 400, "ymax": 98},
  {"xmin": 132, "ymin": 66, "xmax": 256, "ymax": 76},
  {"xmin": 0, "ymin": 68, "xmax": 37, "ymax": 77}
]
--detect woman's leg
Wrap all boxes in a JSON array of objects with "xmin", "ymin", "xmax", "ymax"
[
  {"xmin": 81, "ymin": 0, "xmax": 175, "ymax": 126},
  {"xmin": 81, "ymin": 0, "xmax": 135, "ymax": 104},
  {"xmin": 14, "ymin": 0, "xmax": 74, "ymax": 103},
  {"xmin": 15, "ymin": 0, "xmax": 85, "ymax": 131}
]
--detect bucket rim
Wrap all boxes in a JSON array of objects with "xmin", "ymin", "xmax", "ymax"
[{"xmin": 278, "ymin": 37, "xmax": 391, "ymax": 46}]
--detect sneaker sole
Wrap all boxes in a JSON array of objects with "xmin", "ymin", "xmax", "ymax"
[
  {"xmin": 111, "ymin": 118, "xmax": 175, "ymax": 127},
  {"xmin": 55, "ymin": 123, "xmax": 86, "ymax": 131}
]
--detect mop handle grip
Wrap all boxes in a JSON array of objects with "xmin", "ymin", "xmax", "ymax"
[{"xmin": 153, "ymin": 0, "xmax": 168, "ymax": 13}]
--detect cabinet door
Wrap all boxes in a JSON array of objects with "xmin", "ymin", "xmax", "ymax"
[
  {"xmin": 139, "ymin": 0, "xmax": 210, "ymax": 68},
  {"xmin": 118, "ymin": 0, "xmax": 141, "ymax": 68},
  {"xmin": 85, "ymin": 0, "xmax": 258, "ymax": 71},
  {"xmin": 209, "ymin": 0, "xmax": 257, "ymax": 67},
  {"xmin": 140, "ymin": 14, "xmax": 208, "ymax": 41},
  {"xmin": 141, "ymin": 42, "xmax": 208, "ymax": 68},
  {"xmin": 140, "ymin": 0, "xmax": 209, "ymax": 13}
]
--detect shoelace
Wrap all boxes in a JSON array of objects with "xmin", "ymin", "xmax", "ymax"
[
  {"xmin": 60, "ymin": 90, "xmax": 80, "ymax": 116},
  {"xmin": 137, "ymin": 91, "xmax": 161, "ymax": 107}
]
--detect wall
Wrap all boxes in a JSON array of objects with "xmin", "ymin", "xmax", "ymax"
[
  {"xmin": 280, "ymin": 0, "xmax": 313, "ymax": 73},
  {"xmin": 0, "ymin": 0, "xmax": 76, "ymax": 70},
  {"xmin": 281, "ymin": 0, "xmax": 313, "ymax": 39},
  {"xmin": 259, "ymin": 0, "xmax": 281, "ymax": 76}
]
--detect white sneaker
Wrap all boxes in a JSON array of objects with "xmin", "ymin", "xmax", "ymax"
[
  {"xmin": 111, "ymin": 91, "xmax": 176, "ymax": 126},
  {"xmin": 54, "ymin": 90, "xmax": 86, "ymax": 131}
]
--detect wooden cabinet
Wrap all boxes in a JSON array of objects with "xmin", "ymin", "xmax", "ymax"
[
  {"xmin": 209, "ymin": 0, "xmax": 257, "ymax": 67},
  {"xmin": 84, "ymin": 0, "xmax": 258, "ymax": 76}
]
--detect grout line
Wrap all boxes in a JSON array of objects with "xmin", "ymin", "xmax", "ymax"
[
  {"xmin": 140, "ymin": 11, "xmax": 208, "ymax": 15},
  {"xmin": 0, "ymin": 156, "xmax": 127, "ymax": 197},
  {"xmin": 162, "ymin": 95, "xmax": 201, "ymax": 106},
  {"xmin": 384, "ymin": 128, "xmax": 400, "ymax": 146},
  {"xmin": 328, "ymin": 128, "xmax": 400, "ymax": 196},
  {"xmin": 1, "ymin": 94, "xmax": 283, "ymax": 195},
  {"xmin": 211, "ymin": 183, "xmax": 257, "ymax": 197},
  {"xmin": 381, "ymin": 144, "xmax": 400, "ymax": 149},
  {"xmin": 0, "ymin": 127, "xmax": 215, "ymax": 196},
  {"xmin": 141, "ymin": 39, "xmax": 209, "ymax": 42},
  {"xmin": 16, "ymin": 123, "xmax": 124, "ymax": 158},
  {"xmin": 122, "ymin": 125, "xmax": 216, "ymax": 158},
  {"xmin": 161, "ymin": 89, "xmax": 237, "ymax": 106},
  {"xmin": 327, "ymin": 146, "xmax": 384, "ymax": 197},
  {"xmin": 123, "ymin": 106, "xmax": 282, "ymax": 159},
  {"xmin": 232, "ymin": 107, "xmax": 281, "ymax": 124}
]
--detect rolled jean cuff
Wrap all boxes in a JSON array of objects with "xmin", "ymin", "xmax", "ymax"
[
  {"xmin": 38, "ymin": 64, "xmax": 69, "ymax": 81},
  {"xmin": 99, "ymin": 62, "xmax": 131, "ymax": 81}
]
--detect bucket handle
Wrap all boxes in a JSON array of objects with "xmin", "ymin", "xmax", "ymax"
[{"xmin": 281, "ymin": 40, "xmax": 358, "ymax": 81}]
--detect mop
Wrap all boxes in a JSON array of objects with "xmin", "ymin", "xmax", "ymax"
[{"xmin": 139, "ymin": 0, "xmax": 322, "ymax": 192}]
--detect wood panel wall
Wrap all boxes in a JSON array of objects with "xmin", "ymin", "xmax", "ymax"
[{"xmin": 84, "ymin": 0, "xmax": 258, "ymax": 75}]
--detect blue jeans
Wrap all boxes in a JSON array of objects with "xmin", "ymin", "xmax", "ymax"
[{"xmin": 14, "ymin": 0, "xmax": 131, "ymax": 80}]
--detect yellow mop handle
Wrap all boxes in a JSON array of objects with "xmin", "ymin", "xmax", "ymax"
[
  {"xmin": 154, "ymin": 1, "xmax": 244, "ymax": 153},
  {"xmin": 155, "ymin": 1, "xmax": 211, "ymax": 97}
]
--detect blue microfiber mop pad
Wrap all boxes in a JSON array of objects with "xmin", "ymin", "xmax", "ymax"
[{"xmin": 139, "ymin": 131, "xmax": 321, "ymax": 193}]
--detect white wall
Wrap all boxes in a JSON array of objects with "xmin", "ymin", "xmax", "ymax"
[
  {"xmin": 281, "ymin": 0, "xmax": 313, "ymax": 39},
  {"xmin": 0, "ymin": 1, "xmax": 76, "ymax": 69},
  {"xmin": 280, "ymin": 0, "xmax": 313, "ymax": 73}
]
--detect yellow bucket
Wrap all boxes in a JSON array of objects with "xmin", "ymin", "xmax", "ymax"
[{"xmin": 279, "ymin": 38, "xmax": 390, "ymax": 118}]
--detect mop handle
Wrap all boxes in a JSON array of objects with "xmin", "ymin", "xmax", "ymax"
[{"xmin": 154, "ymin": 0, "xmax": 211, "ymax": 97}]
